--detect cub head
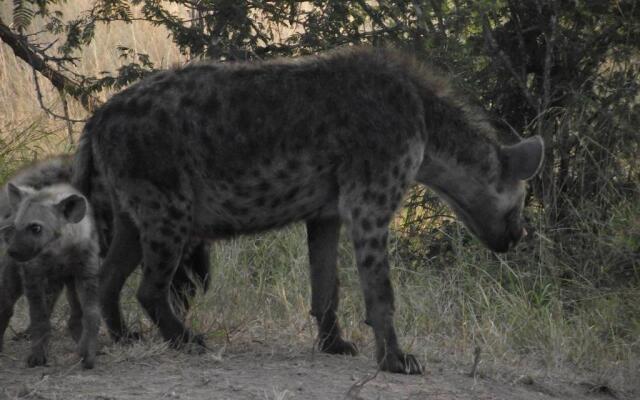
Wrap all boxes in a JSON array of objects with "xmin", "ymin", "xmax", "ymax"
[{"xmin": 4, "ymin": 183, "xmax": 87, "ymax": 262}]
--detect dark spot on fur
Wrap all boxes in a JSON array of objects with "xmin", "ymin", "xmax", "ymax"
[
  {"xmin": 362, "ymin": 255, "xmax": 375, "ymax": 269},
  {"xmin": 368, "ymin": 238, "xmax": 380, "ymax": 249},
  {"xmin": 270, "ymin": 198, "xmax": 282, "ymax": 209},
  {"xmin": 276, "ymin": 170, "xmax": 289, "ymax": 180},
  {"xmin": 255, "ymin": 197, "xmax": 266, "ymax": 207},
  {"xmin": 376, "ymin": 193, "xmax": 387, "ymax": 206},
  {"xmin": 287, "ymin": 159, "xmax": 301, "ymax": 170},
  {"xmin": 258, "ymin": 182, "xmax": 271, "ymax": 192},
  {"xmin": 205, "ymin": 94, "xmax": 220, "ymax": 113},
  {"xmin": 284, "ymin": 187, "xmax": 300, "ymax": 201},
  {"xmin": 167, "ymin": 206, "xmax": 185, "ymax": 220},
  {"xmin": 352, "ymin": 207, "xmax": 361, "ymax": 219},
  {"xmin": 180, "ymin": 95, "xmax": 196, "ymax": 108},
  {"xmin": 392, "ymin": 166, "xmax": 400, "ymax": 178},
  {"xmin": 376, "ymin": 217, "xmax": 387, "ymax": 228},
  {"xmin": 149, "ymin": 201, "xmax": 161, "ymax": 210},
  {"xmin": 361, "ymin": 219, "xmax": 372, "ymax": 232}
]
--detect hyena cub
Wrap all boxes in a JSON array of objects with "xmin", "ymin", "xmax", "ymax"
[{"xmin": 0, "ymin": 183, "xmax": 100, "ymax": 369}]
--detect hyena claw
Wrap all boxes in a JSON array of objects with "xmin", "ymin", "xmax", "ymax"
[
  {"xmin": 319, "ymin": 337, "xmax": 358, "ymax": 356},
  {"xmin": 379, "ymin": 352, "xmax": 423, "ymax": 375}
]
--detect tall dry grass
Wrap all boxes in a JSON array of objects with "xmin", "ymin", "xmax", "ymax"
[{"xmin": 1, "ymin": 1, "xmax": 638, "ymax": 395}]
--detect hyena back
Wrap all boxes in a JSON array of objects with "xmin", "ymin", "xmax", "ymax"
[{"xmin": 74, "ymin": 46, "xmax": 544, "ymax": 374}]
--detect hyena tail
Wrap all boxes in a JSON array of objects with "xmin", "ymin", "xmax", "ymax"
[{"xmin": 72, "ymin": 128, "xmax": 94, "ymax": 197}]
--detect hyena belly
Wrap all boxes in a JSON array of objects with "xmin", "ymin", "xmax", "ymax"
[{"xmin": 193, "ymin": 154, "xmax": 339, "ymax": 237}]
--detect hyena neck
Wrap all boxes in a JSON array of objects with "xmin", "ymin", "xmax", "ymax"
[{"xmin": 417, "ymin": 97, "xmax": 501, "ymax": 192}]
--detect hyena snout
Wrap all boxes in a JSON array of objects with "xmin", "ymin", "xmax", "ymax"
[{"xmin": 6, "ymin": 231, "xmax": 44, "ymax": 263}]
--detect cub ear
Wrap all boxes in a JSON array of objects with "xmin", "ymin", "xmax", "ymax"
[
  {"xmin": 7, "ymin": 183, "xmax": 25, "ymax": 211},
  {"xmin": 56, "ymin": 194, "xmax": 87, "ymax": 223},
  {"xmin": 0, "ymin": 224, "xmax": 15, "ymax": 244},
  {"xmin": 501, "ymin": 136, "xmax": 545, "ymax": 181}
]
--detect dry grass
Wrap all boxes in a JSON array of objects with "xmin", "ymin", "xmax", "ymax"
[{"xmin": 1, "ymin": 1, "xmax": 638, "ymax": 396}]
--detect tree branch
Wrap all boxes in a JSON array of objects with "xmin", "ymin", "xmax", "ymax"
[{"xmin": 0, "ymin": 17, "xmax": 101, "ymax": 113}]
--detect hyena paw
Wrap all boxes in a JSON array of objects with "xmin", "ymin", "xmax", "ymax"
[
  {"xmin": 78, "ymin": 339, "xmax": 97, "ymax": 369},
  {"xmin": 12, "ymin": 329, "xmax": 31, "ymax": 341},
  {"xmin": 114, "ymin": 331, "xmax": 142, "ymax": 345},
  {"xmin": 170, "ymin": 332, "xmax": 208, "ymax": 355},
  {"xmin": 79, "ymin": 349, "xmax": 96, "ymax": 369},
  {"xmin": 379, "ymin": 351, "xmax": 423, "ymax": 375},
  {"xmin": 319, "ymin": 337, "xmax": 358, "ymax": 356},
  {"xmin": 27, "ymin": 351, "xmax": 47, "ymax": 368}
]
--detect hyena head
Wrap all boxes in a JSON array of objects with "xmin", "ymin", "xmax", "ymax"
[
  {"xmin": 420, "ymin": 136, "xmax": 544, "ymax": 253},
  {"xmin": 3, "ymin": 183, "xmax": 87, "ymax": 262}
]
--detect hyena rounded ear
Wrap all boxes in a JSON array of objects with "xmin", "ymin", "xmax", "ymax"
[
  {"xmin": 501, "ymin": 135, "xmax": 545, "ymax": 181},
  {"xmin": 56, "ymin": 194, "xmax": 87, "ymax": 223},
  {"xmin": 7, "ymin": 183, "xmax": 25, "ymax": 210}
]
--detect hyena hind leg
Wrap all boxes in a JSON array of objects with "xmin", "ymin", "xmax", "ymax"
[
  {"xmin": 99, "ymin": 213, "xmax": 142, "ymax": 343},
  {"xmin": 65, "ymin": 279, "xmax": 84, "ymax": 343},
  {"xmin": 306, "ymin": 217, "xmax": 357, "ymax": 356},
  {"xmin": 133, "ymin": 195, "xmax": 206, "ymax": 353}
]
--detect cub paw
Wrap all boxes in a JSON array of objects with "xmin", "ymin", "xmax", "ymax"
[
  {"xmin": 320, "ymin": 337, "xmax": 358, "ymax": 356},
  {"xmin": 27, "ymin": 352, "xmax": 47, "ymax": 368},
  {"xmin": 379, "ymin": 352, "xmax": 423, "ymax": 375}
]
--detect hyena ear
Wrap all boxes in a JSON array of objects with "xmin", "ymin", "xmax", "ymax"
[
  {"xmin": 501, "ymin": 136, "xmax": 545, "ymax": 181},
  {"xmin": 0, "ymin": 224, "xmax": 15, "ymax": 243},
  {"xmin": 56, "ymin": 194, "xmax": 87, "ymax": 223},
  {"xmin": 7, "ymin": 183, "xmax": 25, "ymax": 211}
]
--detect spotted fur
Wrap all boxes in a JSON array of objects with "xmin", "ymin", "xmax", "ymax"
[{"xmin": 73, "ymin": 46, "xmax": 544, "ymax": 373}]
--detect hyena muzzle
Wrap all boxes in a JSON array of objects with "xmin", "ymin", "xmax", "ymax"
[
  {"xmin": 0, "ymin": 157, "xmax": 211, "ymax": 348},
  {"xmin": 73, "ymin": 46, "xmax": 544, "ymax": 374}
]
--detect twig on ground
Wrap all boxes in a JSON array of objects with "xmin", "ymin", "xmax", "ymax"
[
  {"xmin": 468, "ymin": 346, "xmax": 481, "ymax": 378},
  {"xmin": 345, "ymin": 367, "xmax": 379, "ymax": 400}
]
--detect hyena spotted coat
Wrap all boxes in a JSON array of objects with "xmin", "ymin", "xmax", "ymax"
[{"xmin": 73, "ymin": 46, "xmax": 544, "ymax": 374}]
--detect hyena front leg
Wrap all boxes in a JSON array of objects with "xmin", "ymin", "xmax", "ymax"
[
  {"xmin": 347, "ymin": 212, "xmax": 422, "ymax": 374},
  {"xmin": 339, "ymin": 164, "xmax": 423, "ymax": 374},
  {"xmin": 306, "ymin": 217, "xmax": 357, "ymax": 356},
  {"xmin": 23, "ymin": 277, "xmax": 54, "ymax": 367},
  {"xmin": 72, "ymin": 256, "xmax": 100, "ymax": 369},
  {"xmin": 0, "ymin": 261, "xmax": 23, "ymax": 352}
]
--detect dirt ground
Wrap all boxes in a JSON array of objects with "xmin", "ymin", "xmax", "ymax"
[{"xmin": 0, "ymin": 333, "xmax": 628, "ymax": 400}]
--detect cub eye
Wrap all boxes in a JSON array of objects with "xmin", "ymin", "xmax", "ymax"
[{"xmin": 28, "ymin": 224, "xmax": 42, "ymax": 235}]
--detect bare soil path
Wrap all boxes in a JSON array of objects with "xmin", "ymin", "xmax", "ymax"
[{"xmin": 0, "ymin": 336, "xmax": 625, "ymax": 400}]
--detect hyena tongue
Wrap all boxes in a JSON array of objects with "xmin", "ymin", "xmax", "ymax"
[{"xmin": 522, "ymin": 227, "xmax": 528, "ymax": 238}]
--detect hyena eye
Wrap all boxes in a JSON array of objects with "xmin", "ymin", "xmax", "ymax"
[{"xmin": 28, "ymin": 223, "xmax": 42, "ymax": 235}]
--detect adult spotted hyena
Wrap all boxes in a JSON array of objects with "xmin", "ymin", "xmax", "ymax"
[
  {"xmin": 73, "ymin": 46, "xmax": 544, "ymax": 374},
  {"xmin": 0, "ymin": 183, "xmax": 100, "ymax": 368},
  {"xmin": 0, "ymin": 157, "xmax": 210, "ymax": 349}
]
